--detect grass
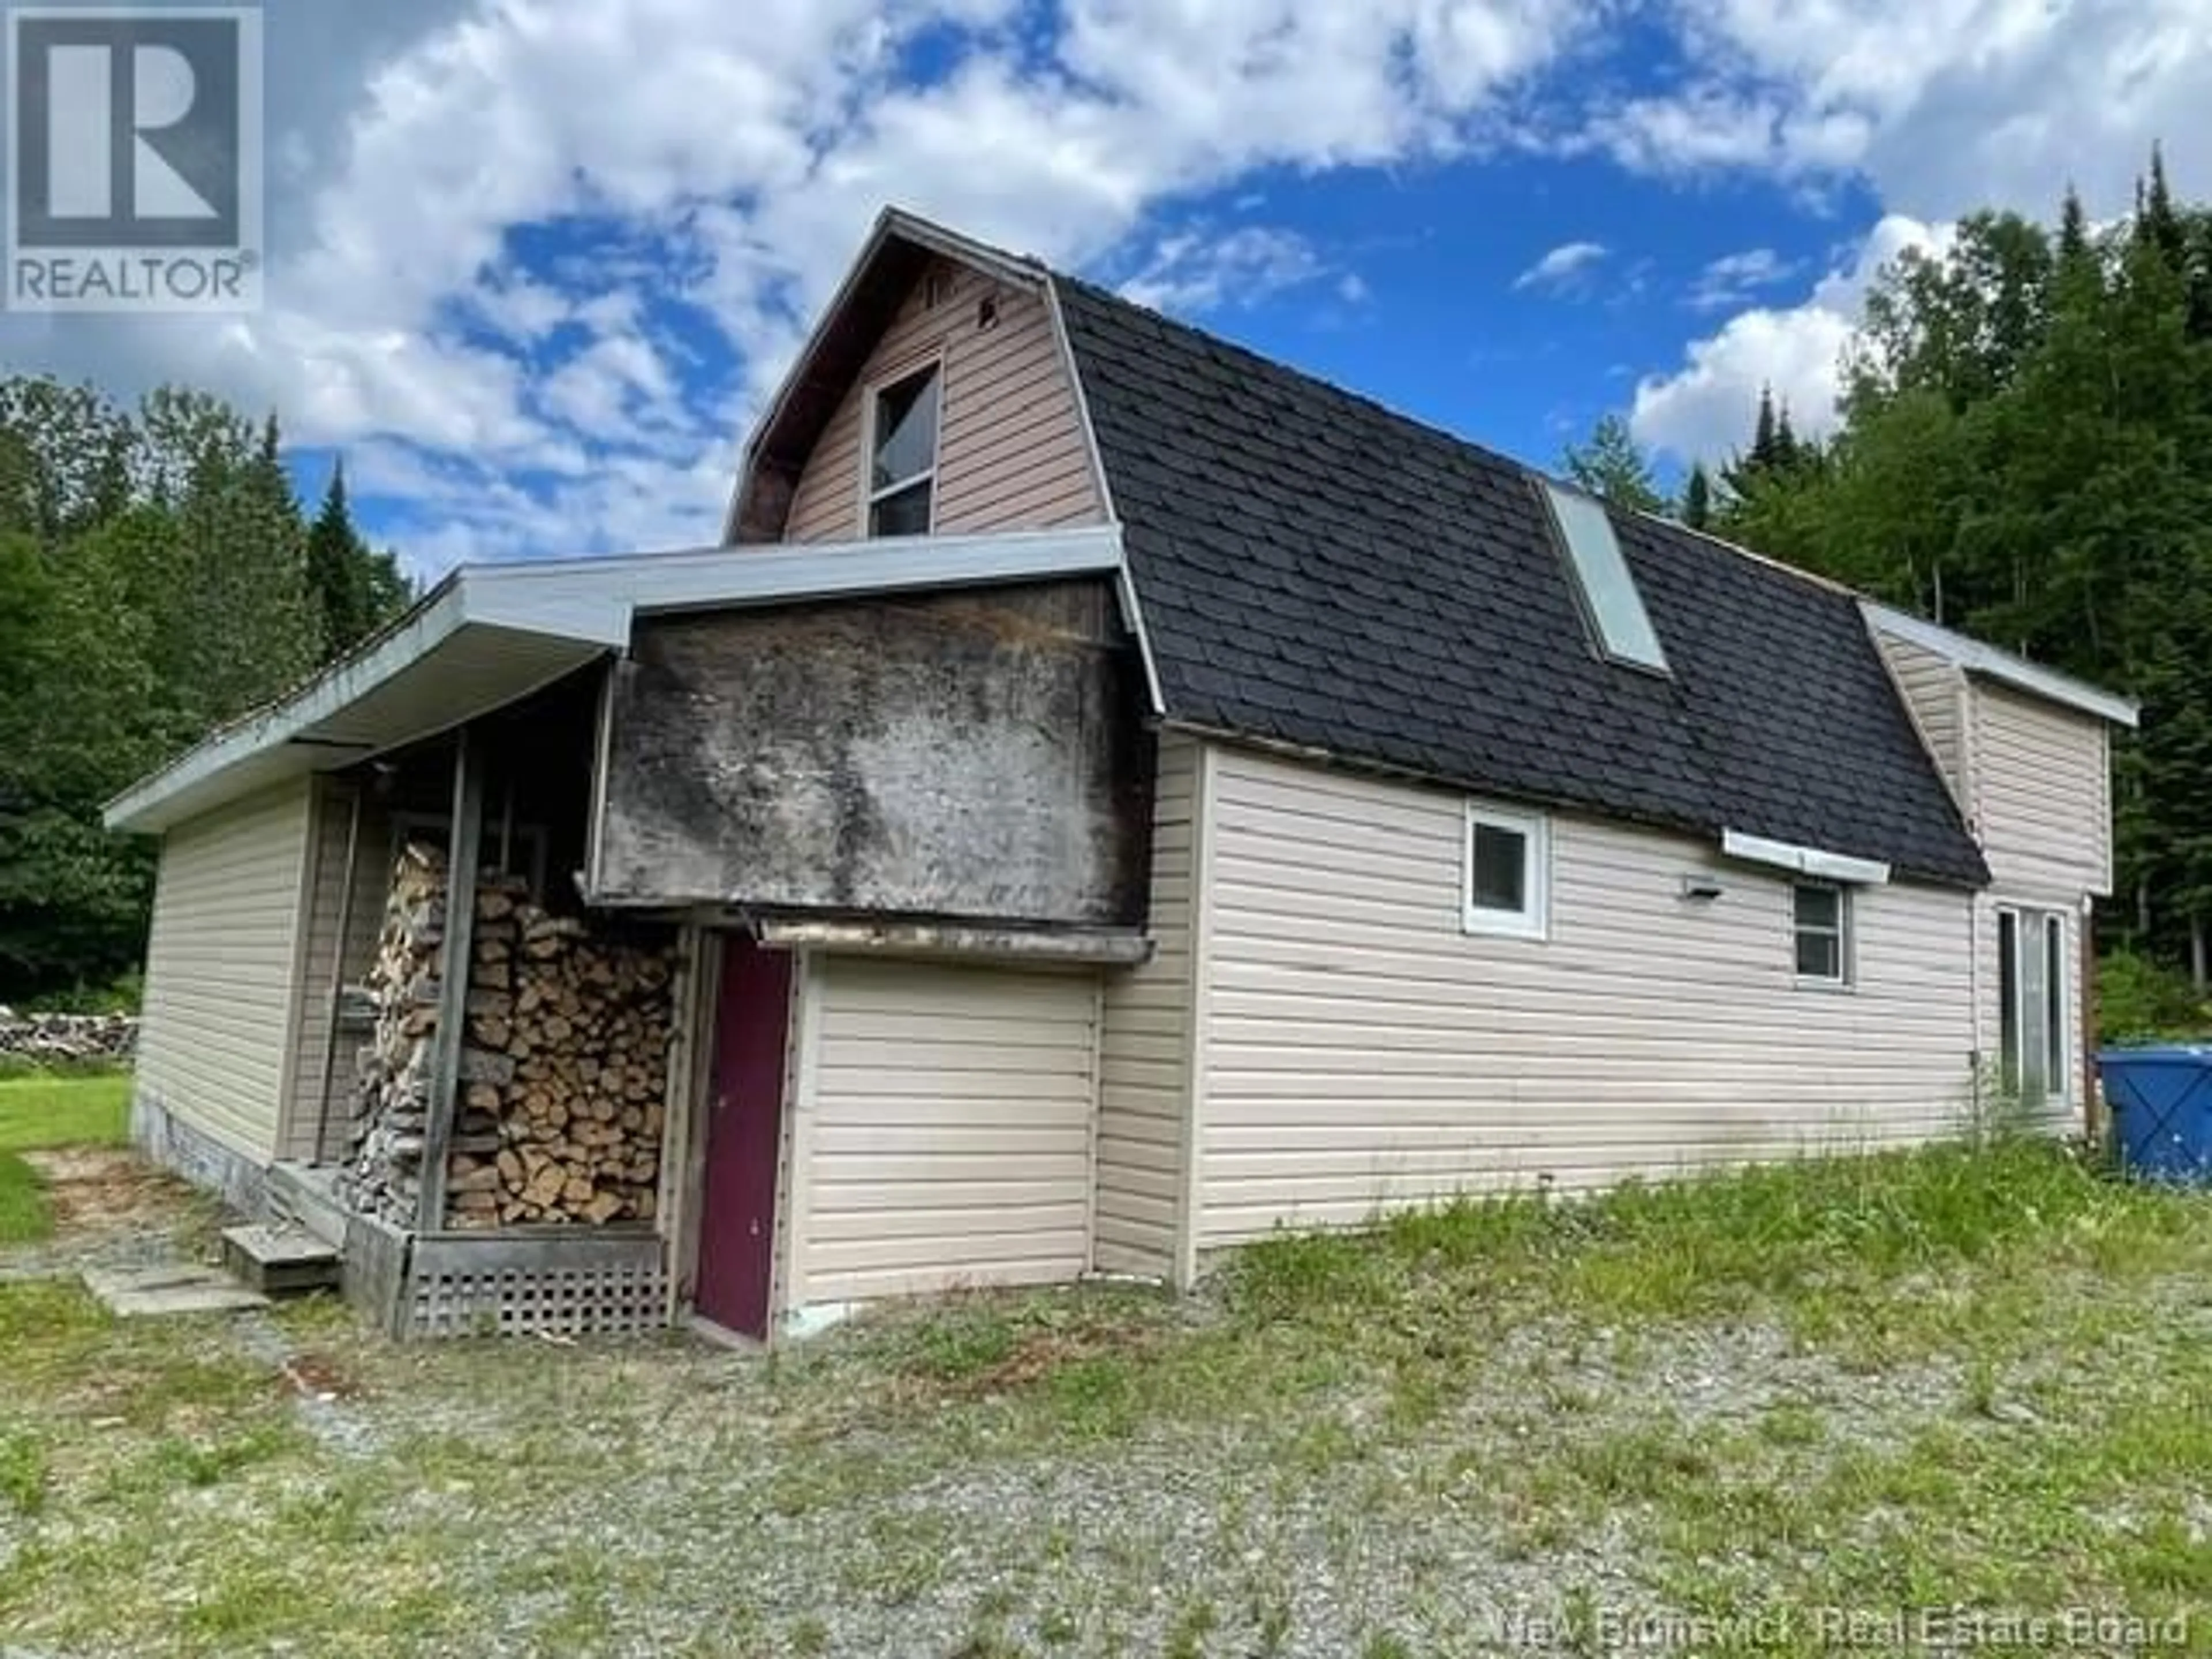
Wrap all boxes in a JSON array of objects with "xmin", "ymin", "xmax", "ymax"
[
  {"xmin": 2, "ymin": 1138, "xmax": 2211, "ymax": 1654},
  {"xmin": 0, "ymin": 1070, "xmax": 130, "ymax": 1244}
]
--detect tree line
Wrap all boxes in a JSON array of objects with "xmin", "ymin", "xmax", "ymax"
[
  {"xmin": 1565, "ymin": 149, "xmax": 2212, "ymax": 991},
  {"xmin": 0, "ymin": 380, "xmax": 412, "ymax": 1002}
]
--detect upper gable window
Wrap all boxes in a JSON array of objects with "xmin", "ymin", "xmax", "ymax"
[
  {"xmin": 867, "ymin": 362, "xmax": 941, "ymax": 537},
  {"xmin": 1539, "ymin": 479, "xmax": 1670, "ymax": 673}
]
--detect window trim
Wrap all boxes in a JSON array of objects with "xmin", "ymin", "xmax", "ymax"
[
  {"xmin": 1998, "ymin": 907, "xmax": 2021, "ymax": 1092},
  {"xmin": 859, "ymin": 352, "xmax": 945, "ymax": 537},
  {"xmin": 2043, "ymin": 911, "xmax": 2068, "ymax": 1097},
  {"xmin": 1791, "ymin": 880, "xmax": 1852, "ymax": 988},
  {"xmin": 1461, "ymin": 801, "xmax": 1550, "ymax": 940}
]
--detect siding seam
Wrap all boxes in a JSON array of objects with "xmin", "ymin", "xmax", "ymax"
[{"xmin": 1084, "ymin": 974, "xmax": 1104, "ymax": 1272}]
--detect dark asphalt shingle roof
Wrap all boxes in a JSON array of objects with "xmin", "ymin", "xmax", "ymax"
[{"xmin": 1051, "ymin": 274, "xmax": 1990, "ymax": 888}]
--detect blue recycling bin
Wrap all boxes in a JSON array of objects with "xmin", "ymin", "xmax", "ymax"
[{"xmin": 2099, "ymin": 1047, "xmax": 2212, "ymax": 1183}]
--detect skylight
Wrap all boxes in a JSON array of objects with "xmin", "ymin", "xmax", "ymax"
[{"xmin": 1539, "ymin": 479, "xmax": 1670, "ymax": 674}]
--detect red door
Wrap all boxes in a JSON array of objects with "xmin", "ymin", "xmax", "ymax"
[{"xmin": 694, "ymin": 937, "xmax": 793, "ymax": 1338}]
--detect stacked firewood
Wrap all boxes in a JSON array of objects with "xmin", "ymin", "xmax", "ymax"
[
  {"xmin": 341, "ymin": 842, "xmax": 677, "ymax": 1230},
  {"xmin": 340, "ymin": 843, "xmax": 447, "ymax": 1225}
]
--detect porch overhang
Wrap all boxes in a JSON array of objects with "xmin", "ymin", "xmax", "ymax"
[{"xmin": 104, "ymin": 526, "xmax": 1128, "ymax": 836}]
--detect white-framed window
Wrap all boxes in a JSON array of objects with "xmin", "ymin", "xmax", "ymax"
[
  {"xmin": 1792, "ymin": 882, "xmax": 1850, "ymax": 984},
  {"xmin": 1463, "ymin": 802, "xmax": 1548, "ymax": 939},
  {"xmin": 1997, "ymin": 906, "xmax": 2067, "ymax": 1101},
  {"xmin": 864, "ymin": 359, "xmax": 942, "ymax": 537}
]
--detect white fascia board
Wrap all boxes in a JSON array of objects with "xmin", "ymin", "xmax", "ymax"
[
  {"xmin": 1863, "ymin": 602, "xmax": 2139, "ymax": 729},
  {"xmin": 460, "ymin": 527, "xmax": 1122, "ymax": 626},
  {"xmin": 1721, "ymin": 829, "xmax": 1892, "ymax": 886}
]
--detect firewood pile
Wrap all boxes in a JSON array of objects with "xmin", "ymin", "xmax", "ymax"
[{"xmin": 340, "ymin": 842, "xmax": 677, "ymax": 1230}]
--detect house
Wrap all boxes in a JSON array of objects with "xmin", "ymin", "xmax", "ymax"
[{"xmin": 104, "ymin": 210, "xmax": 2139, "ymax": 1340}]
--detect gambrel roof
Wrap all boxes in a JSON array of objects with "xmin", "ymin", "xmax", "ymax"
[{"xmin": 1048, "ymin": 272, "xmax": 1994, "ymax": 888}]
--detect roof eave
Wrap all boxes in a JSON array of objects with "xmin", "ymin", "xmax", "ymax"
[{"xmin": 1863, "ymin": 602, "xmax": 2140, "ymax": 728}]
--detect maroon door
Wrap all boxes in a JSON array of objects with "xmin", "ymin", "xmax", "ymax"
[{"xmin": 693, "ymin": 937, "xmax": 793, "ymax": 1338}]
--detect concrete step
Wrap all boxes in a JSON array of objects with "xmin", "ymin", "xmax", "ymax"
[
  {"xmin": 82, "ymin": 1263, "xmax": 269, "ymax": 1318},
  {"xmin": 221, "ymin": 1224, "xmax": 342, "ymax": 1297}
]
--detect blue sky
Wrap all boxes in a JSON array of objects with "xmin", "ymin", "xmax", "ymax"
[{"xmin": 7, "ymin": 0, "xmax": 2206, "ymax": 576}]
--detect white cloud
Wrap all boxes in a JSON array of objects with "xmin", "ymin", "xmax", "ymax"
[
  {"xmin": 1513, "ymin": 238, "xmax": 1608, "ymax": 292},
  {"xmin": 1119, "ymin": 226, "xmax": 1331, "ymax": 312},
  {"xmin": 12, "ymin": 0, "xmax": 2209, "ymax": 575},
  {"xmin": 1687, "ymin": 247, "xmax": 1801, "ymax": 312},
  {"xmin": 1594, "ymin": 0, "xmax": 2212, "ymax": 222},
  {"xmin": 1630, "ymin": 215, "xmax": 1951, "ymax": 464},
  {"xmin": 0, "ymin": 0, "xmax": 1596, "ymax": 571}
]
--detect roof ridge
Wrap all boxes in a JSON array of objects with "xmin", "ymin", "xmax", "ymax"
[{"xmin": 1046, "ymin": 268, "xmax": 1860, "ymax": 606}]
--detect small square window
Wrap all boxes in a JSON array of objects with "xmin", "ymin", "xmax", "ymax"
[
  {"xmin": 1793, "ymin": 883, "xmax": 1849, "ymax": 983},
  {"xmin": 1464, "ymin": 804, "xmax": 1547, "ymax": 939}
]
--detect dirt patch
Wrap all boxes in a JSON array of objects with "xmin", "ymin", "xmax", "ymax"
[
  {"xmin": 955, "ymin": 1317, "xmax": 1163, "ymax": 1400},
  {"xmin": 279, "ymin": 1351, "xmax": 363, "ymax": 1403},
  {"xmin": 17, "ymin": 1147, "xmax": 193, "ymax": 1237}
]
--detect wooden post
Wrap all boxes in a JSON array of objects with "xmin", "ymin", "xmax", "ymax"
[
  {"xmin": 310, "ymin": 782, "xmax": 365, "ymax": 1164},
  {"xmin": 416, "ymin": 730, "xmax": 484, "ymax": 1234}
]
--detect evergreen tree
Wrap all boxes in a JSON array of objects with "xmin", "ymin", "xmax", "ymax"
[
  {"xmin": 1773, "ymin": 403, "xmax": 1802, "ymax": 470},
  {"xmin": 306, "ymin": 463, "xmax": 366, "ymax": 657},
  {"xmin": 1707, "ymin": 146, "xmax": 2212, "ymax": 972},
  {"xmin": 0, "ymin": 378, "xmax": 417, "ymax": 997},
  {"xmin": 2058, "ymin": 185, "xmax": 2090, "ymax": 267},
  {"xmin": 1749, "ymin": 387, "xmax": 1779, "ymax": 467},
  {"xmin": 1560, "ymin": 413, "xmax": 1666, "ymax": 514},
  {"xmin": 1681, "ymin": 464, "xmax": 1713, "ymax": 531},
  {"xmin": 2139, "ymin": 143, "xmax": 2188, "ymax": 271},
  {"xmin": 305, "ymin": 462, "xmax": 412, "ymax": 662}
]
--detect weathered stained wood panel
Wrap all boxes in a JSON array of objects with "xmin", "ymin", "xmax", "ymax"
[
  {"xmin": 783, "ymin": 256, "xmax": 1103, "ymax": 542},
  {"xmin": 596, "ymin": 581, "xmax": 1149, "ymax": 925}
]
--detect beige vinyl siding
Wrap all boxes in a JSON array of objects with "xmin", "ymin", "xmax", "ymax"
[
  {"xmin": 1194, "ymin": 747, "xmax": 1979, "ymax": 1247},
  {"xmin": 1876, "ymin": 629, "xmax": 1967, "ymax": 806},
  {"xmin": 281, "ymin": 786, "xmax": 392, "ymax": 1163},
  {"xmin": 136, "ymin": 780, "xmax": 315, "ymax": 1163},
  {"xmin": 784, "ymin": 257, "xmax": 1104, "ymax": 541},
  {"xmin": 793, "ymin": 957, "xmax": 1101, "ymax": 1304},
  {"xmin": 1972, "ymin": 682, "xmax": 2113, "ymax": 897},
  {"xmin": 1093, "ymin": 732, "xmax": 1200, "ymax": 1276}
]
